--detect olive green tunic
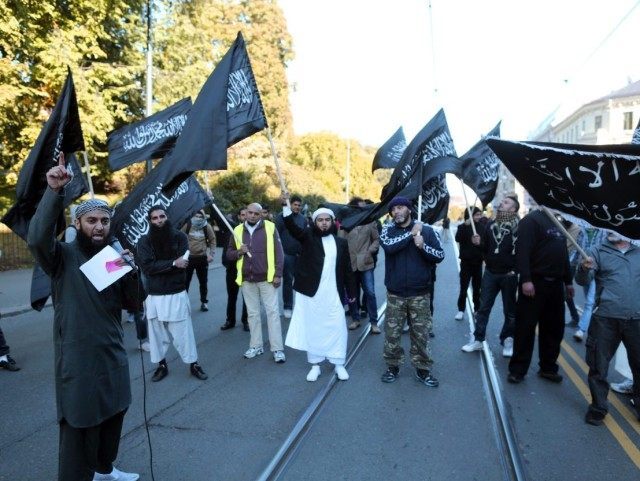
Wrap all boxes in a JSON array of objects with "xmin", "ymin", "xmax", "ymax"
[{"xmin": 28, "ymin": 189, "xmax": 140, "ymax": 428}]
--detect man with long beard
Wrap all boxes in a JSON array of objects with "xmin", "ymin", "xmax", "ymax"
[
  {"xmin": 28, "ymin": 154, "xmax": 141, "ymax": 481},
  {"xmin": 137, "ymin": 206, "xmax": 208, "ymax": 382},
  {"xmin": 281, "ymin": 193, "xmax": 356, "ymax": 381}
]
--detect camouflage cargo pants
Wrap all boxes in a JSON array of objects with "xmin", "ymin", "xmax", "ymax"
[{"xmin": 383, "ymin": 292, "xmax": 433, "ymax": 370}]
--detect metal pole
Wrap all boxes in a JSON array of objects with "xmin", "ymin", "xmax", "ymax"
[
  {"xmin": 145, "ymin": 0, "xmax": 153, "ymax": 173},
  {"xmin": 82, "ymin": 151, "xmax": 95, "ymax": 199}
]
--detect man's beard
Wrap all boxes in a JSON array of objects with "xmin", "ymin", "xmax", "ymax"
[
  {"xmin": 149, "ymin": 220, "xmax": 175, "ymax": 260},
  {"xmin": 76, "ymin": 229, "xmax": 106, "ymax": 257},
  {"xmin": 313, "ymin": 223, "xmax": 335, "ymax": 237}
]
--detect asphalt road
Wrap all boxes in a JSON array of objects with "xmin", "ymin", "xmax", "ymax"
[{"xmin": 1, "ymin": 232, "xmax": 638, "ymax": 480}]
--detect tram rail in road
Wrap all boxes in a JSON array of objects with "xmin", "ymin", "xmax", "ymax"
[{"xmin": 257, "ymin": 230, "xmax": 528, "ymax": 481}]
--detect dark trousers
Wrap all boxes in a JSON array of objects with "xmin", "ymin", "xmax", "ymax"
[
  {"xmin": 225, "ymin": 266, "xmax": 248, "ymax": 326},
  {"xmin": 565, "ymin": 295, "xmax": 579, "ymax": 323},
  {"xmin": 0, "ymin": 325, "xmax": 9, "ymax": 357},
  {"xmin": 282, "ymin": 254, "xmax": 297, "ymax": 310},
  {"xmin": 457, "ymin": 261, "xmax": 482, "ymax": 312},
  {"xmin": 185, "ymin": 255, "xmax": 208, "ymax": 303},
  {"xmin": 509, "ymin": 278, "xmax": 565, "ymax": 377},
  {"xmin": 132, "ymin": 310, "xmax": 147, "ymax": 341},
  {"xmin": 58, "ymin": 410, "xmax": 126, "ymax": 481},
  {"xmin": 586, "ymin": 315, "xmax": 640, "ymax": 417},
  {"xmin": 348, "ymin": 269, "xmax": 378, "ymax": 324},
  {"xmin": 473, "ymin": 270, "xmax": 517, "ymax": 343}
]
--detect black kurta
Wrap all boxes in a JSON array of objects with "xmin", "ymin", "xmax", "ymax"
[{"xmin": 28, "ymin": 188, "xmax": 140, "ymax": 428}]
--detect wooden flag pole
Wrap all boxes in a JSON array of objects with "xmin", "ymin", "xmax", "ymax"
[
  {"xmin": 82, "ymin": 151, "xmax": 95, "ymax": 199},
  {"xmin": 541, "ymin": 206, "xmax": 589, "ymax": 260},
  {"xmin": 460, "ymin": 178, "xmax": 477, "ymax": 236},
  {"xmin": 210, "ymin": 201, "xmax": 251, "ymax": 258},
  {"xmin": 266, "ymin": 127, "xmax": 290, "ymax": 209}
]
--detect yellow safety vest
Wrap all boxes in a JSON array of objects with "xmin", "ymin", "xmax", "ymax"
[{"xmin": 234, "ymin": 221, "xmax": 276, "ymax": 286}]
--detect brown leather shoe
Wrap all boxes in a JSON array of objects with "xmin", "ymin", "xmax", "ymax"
[
  {"xmin": 370, "ymin": 324, "xmax": 381, "ymax": 334},
  {"xmin": 348, "ymin": 321, "xmax": 361, "ymax": 330}
]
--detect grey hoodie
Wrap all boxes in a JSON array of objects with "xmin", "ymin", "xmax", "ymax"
[{"xmin": 575, "ymin": 240, "xmax": 640, "ymax": 320}]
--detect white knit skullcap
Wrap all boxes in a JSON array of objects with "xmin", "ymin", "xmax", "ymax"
[{"xmin": 312, "ymin": 207, "xmax": 335, "ymax": 222}]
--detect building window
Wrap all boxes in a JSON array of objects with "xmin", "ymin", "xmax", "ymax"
[
  {"xmin": 624, "ymin": 111, "xmax": 634, "ymax": 130},
  {"xmin": 595, "ymin": 115, "xmax": 602, "ymax": 130}
]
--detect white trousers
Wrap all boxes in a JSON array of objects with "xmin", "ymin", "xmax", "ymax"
[
  {"xmin": 307, "ymin": 352, "xmax": 345, "ymax": 365},
  {"xmin": 147, "ymin": 318, "xmax": 198, "ymax": 364},
  {"xmin": 242, "ymin": 281, "xmax": 283, "ymax": 351}
]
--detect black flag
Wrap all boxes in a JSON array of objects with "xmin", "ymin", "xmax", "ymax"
[
  {"xmin": 486, "ymin": 138, "xmax": 640, "ymax": 240},
  {"xmin": 459, "ymin": 122, "xmax": 501, "ymax": 208},
  {"xmin": 342, "ymin": 110, "xmax": 458, "ymax": 231},
  {"xmin": 2, "ymin": 68, "xmax": 85, "ymax": 240},
  {"xmin": 111, "ymin": 170, "xmax": 212, "ymax": 251},
  {"xmin": 161, "ymin": 31, "xmax": 267, "ymax": 193},
  {"xmin": 419, "ymin": 175, "xmax": 450, "ymax": 225},
  {"xmin": 107, "ymin": 98, "xmax": 192, "ymax": 171},
  {"xmin": 371, "ymin": 127, "xmax": 406, "ymax": 172}
]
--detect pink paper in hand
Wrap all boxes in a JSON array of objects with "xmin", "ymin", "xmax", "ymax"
[{"xmin": 105, "ymin": 259, "xmax": 123, "ymax": 273}]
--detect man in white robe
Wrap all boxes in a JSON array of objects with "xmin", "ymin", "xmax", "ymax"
[{"xmin": 281, "ymin": 195, "xmax": 356, "ymax": 381}]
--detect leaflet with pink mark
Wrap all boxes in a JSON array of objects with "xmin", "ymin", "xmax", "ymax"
[{"xmin": 105, "ymin": 259, "xmax": 123, "ymax": 273}]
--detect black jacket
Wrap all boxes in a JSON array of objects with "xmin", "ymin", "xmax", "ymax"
[
  {"xmin": 455, "ymin": 221, "xmax": 484, "ymax": 264},
  {"xmin": 380, "ymin": 220, "xmax": 445, "ymax": 297},
  {"xmin": 138, "ymin": 229, "xmax": 190, "ymax": 295},
  {"xmin": 516, "ymin": 209, "xmax": 571, "ymax": 284},
  {"xmin": 283, "ymin": 212, "xmax": 356, "ymax": 299},
  {"xmin": 480, "ymin": 219, "xmax": 517, "ymax": 274}
]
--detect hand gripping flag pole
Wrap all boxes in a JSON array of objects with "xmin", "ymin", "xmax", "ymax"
[{"xmin": 210, "ymin": 201, "xmax": 252, "ymax": 258}]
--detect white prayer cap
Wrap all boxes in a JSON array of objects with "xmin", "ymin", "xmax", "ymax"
[{"xmin": 312, "ymin": 207, "xmax": 335, "ymax": 222}]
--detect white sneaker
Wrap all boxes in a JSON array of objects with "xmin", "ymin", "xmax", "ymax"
[
  {"xmin": 402, "ymin": 323, "xmax": 410, "ymax": 333},
  {"xmin": 611, "ymin": 378, "xmax": 634, "ymax": 394},
  {"xmin": 335, "ymin": 365, "xmax": 349, "ymax": 381},
  {"xmin": 126, "ymin": 312, "xmax": 135, "ymax": 323},
  {"xmin": 306, "ymin": 365, "xmax": 321, "ymax": 381},
  {"xmin": 139, "ymin": 341, "xmax": 150, "ymax": 352},
  {"xmin": 461, "ymin": 340, "xmax": 483, "ymax": 352},
  {"xmin": 244, "ymin": 346, "xmax": 264, "ymax": 359},
  {"xmin": 573, "ymin": 329, "xmax": 584, "ymax": 342},
  {"xmin": 273, "ymin": 350, "xmax": 286, "ymax": 363},
  {"xmin": 455, "ymin": 311, "xmax": 464, "ymax": 321},
  {"xmin": 93, "ymin": 466, "xmax": 139, "ymax": 481},
  {"xmin": 502, "ymin": 337, "xmax": 514, "ymax": 358},
  {"xmin": 283, "ymin": 308, "xmax": 292, "ymax": 318}
]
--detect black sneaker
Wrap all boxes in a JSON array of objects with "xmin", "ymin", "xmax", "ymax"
[
  {"xmin": 220, "ymin": 321, "xmax": 235, "ymax": 331},
  {"xmin": 584, "ymin": 410, "xmax": 605, "ymax": 426},
  {"xmin": 415, "ymin": 369, "xmax": 439, "ymax": 388},
  {"xmin": 381, "ymin": 366, "xmax": 399, "ymax": 383},
  {"xmin": 200, "ymin": 303, "xmax": 209, "ymax": 312},
  {"xmin": 507, "ymin": 373, "xmax": 524, "ymax": 384},
  {"xmin": 242, "ymin": 322, "xmax": 250, "ymax": 332},
  {"xmin": 538, "ymin": 370, "xmax": 563, "ymax": 383},
  {"xmin": 190, "ymin": 362, "xmax": 208, "ymax": 380},
  {"xmin": 0, "ymin": 356, "xmax": 20, "ymax": 372},
  {"xmin": 151, "ymin": 364, "xmax": 168, "ymax": 382}
]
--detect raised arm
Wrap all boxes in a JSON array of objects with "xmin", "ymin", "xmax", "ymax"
[{"xmin": 27, "ymin": 153, "xmax": 71, "ymax": 276}]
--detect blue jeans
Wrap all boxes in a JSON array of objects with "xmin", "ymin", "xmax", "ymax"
[
  {"xmin": 282, "ymin": 254, "xmax": 297, "ymax": 310},
  {"xmin": 578, "ymin": 280, "xmax": 596, "ymax": 332},
  {"xmin": 349, "ymin": 268, "xmax": 378, "ymax": 324},
  {"xmin": 473, "ymin": 270, "xmax": 517, "ymax": 343}
]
